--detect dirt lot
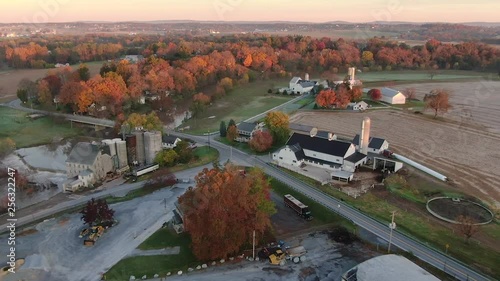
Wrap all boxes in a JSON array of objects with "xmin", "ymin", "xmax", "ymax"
[
  {"xmin": 0, "ymin": 62, "xmax": 103, "ymax": 101},
  {"xmin": 290, "ymin": 109, "xmax": 500, "ymax": 207}
]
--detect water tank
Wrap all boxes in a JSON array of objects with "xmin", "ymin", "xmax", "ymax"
[
  {"xmin": 134, "ymin": 131, "xmax": 145, "ymax": 165},
  {"xmin": 115, "ymin": 140, "xmax": 128, "ymax": 169}
]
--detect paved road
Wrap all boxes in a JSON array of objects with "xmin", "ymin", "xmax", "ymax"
[
  {"xmin": 2, "ymin": 99, "xmax": 493, "ymax": 281},
  {"xmin": 170, "ymin": 132, "xmax": 493, "ymax": 281}
]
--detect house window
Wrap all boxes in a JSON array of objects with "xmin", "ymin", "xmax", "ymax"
[
  {"xmin": 292, "ymin": 160, "xmax": 296, "ymax": 163},
  {"xmin": 279, "ymin": 157, "xmax": 283, "ymax": 160}
]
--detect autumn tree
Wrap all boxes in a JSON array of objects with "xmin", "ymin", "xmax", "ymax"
[
  {"xmin": 37, "ymin": 79, "xmax": 52, "ymax": 105},
  {"xmin": 0, "ymin": 138, "xmax": 16, "ymax": 158},
  {"xmin": 455, "ymin": 215, "xmax": 480, "ymax": 243},
  {"xmin": 155, "ymin": 149, "xmax": 179, "ymax": 167},
  {"xmin": 80, "ymin": 198, "xmax": 115, "ymax": 227},
  {"xmin": 218, "ymin": 77, "xmax": 233, "ymax": 92},
  {"xmin": 264, "ymin": 111, "xmax": 290, "ymax": 145},
  {"xmin": 361, "ymin": 50, "xmax": 374, "ymax": 66},
  {"xmin": 368, "ymin": 88, "xmax": 382, "ymax": 101},
  {"xmin": 191, "ymin": 92, "xmax": 211, "ymax": 117},
  {"xmin": 349, "ymin": 86, "xmax": 363, "ymax": 102},
  {"xmin": 403, "ymin": 87, "xmax": 417, "ymax": 100},
  {"xmin": 178, "ymin": 164, "xmax": 275, "ymax": 260},
  {"xmin": 219, "ymin": 121, "xmax": 227, "ymax": 137},
  {"xmin": 226, "ymin": 125, "xmax": 238, "ymax": 142},
  {"xmin": 243, "ymin": 54, "xmax": 253, "ymax": 67},
  {"xmin": 18, "ymin": 78, "xmax": 38, "ymax": 102},
  {"xmin": 424, "ymin": 89, "xmax": 452, "ymax": 118},
  {"xmin": 249, "ymin": 130, "xmax": 273, "ymax": 152},
  {"xmin": 77, "ymin": 64, "xmax": 91, "ymax": 81},
  {"xmin": 174, "ymin": 140, "xmax": 194, "ymax": 164},
  {"xmin": 316, "ymin": 89, "xmax": 336, "ymax": 108},
  {"xmin": 59, "ymin": 81, "xmax": 94, "ymax": 113},
  {"xmin": 125, "ymin": 112, "xmax": 163, "ymax": 132},
  {"xmin": 335, "ymin": 87, "xmax": 351, "ymax": 109}
]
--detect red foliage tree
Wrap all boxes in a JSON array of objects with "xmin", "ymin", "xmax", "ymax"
[
  {"xmin": 368, "ymin": 89, "xmax": 382, "ymax": 101},
  {"xmin": 178, "ymin": 165, "xmax": 275, "ymax": 260},
  {"xmin": 80, "ymin": 198, "xmax": 115, "ymax": 227},
  {"xmin": 249, "ymin": 130, "xmax": 273, "ymax": 152},
  {"xmin": 316, "ymin": 89, "xmax": 336, "ymax": 108}
]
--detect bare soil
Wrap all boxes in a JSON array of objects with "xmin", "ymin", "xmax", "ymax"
[{"xmin": 290, "ymin": 109, "xmax": 500, "ymax": 206}]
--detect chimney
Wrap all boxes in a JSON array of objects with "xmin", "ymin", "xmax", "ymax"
[
  {"xmin": 305, "ymin": 73, "xmax": 310, "ymax": 81},
  {"xmin": 328, "ymin": 132, "xmax": 336, "ymax": 141},
  {"xmin": 360, "ymin": 117, "xmax": 371, "ymax": 154}
]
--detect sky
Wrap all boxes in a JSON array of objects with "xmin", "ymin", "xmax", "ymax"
[{"xmin": 1, "ymin": 0, "xmax": 499, "ymax": 23}]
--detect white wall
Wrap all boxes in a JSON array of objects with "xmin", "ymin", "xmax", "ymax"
[
  {"xmin": 273, "ymin": 147, "xmax": 302, "ymax": 167},
  {"xmin": 392, "ymin": 93, "xmax": 406, "ymax": 104}
]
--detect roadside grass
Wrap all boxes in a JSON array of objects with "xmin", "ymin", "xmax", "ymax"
[
  {"xmin": 181, "ymin": 78, "xmax": 293, "ymax": 134},
  {"xmin": 217, "ymin": 137, "xmax": 281, "ymax": 156},
  {"xmin": 0, "ymin": 106, "xmax": 82, "ymax": 147},
  {"xmin": 105, "ymin": 229, "xmax": 197, "ymax": 281},
  {"xmin": 278, "ymin": 167, "xmax": 500, "ymax": 278},
  {"xmin": 269, "ymin": 178, "xmax": 355, "ymax": 232}
]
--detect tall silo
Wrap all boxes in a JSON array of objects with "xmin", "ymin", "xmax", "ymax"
[
  {"xmin": 144, "ymin": 131, "xmax": 162, "ymax": 165},
  {"xmin": 360, "ymin": 117, "xmax": 371, "ymax": 155},
  {"xmin": 125, "ymin": 134, "xmax": 137, "ymax": 165},
  {"xmin": 102, "ymin": 139, "xmax": 116, "ymax": 156},
  {"xmin": 134, "ymin": 131, "xmax": 145, "ymax": 165},
  {"xmin": 115, "ymin": 140, "xmax": 128, "ymax": 169}
]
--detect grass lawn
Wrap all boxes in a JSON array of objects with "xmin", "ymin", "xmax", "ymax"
[
  {"xmin": 181, "ymin": 78, "xmax": 294, "ymax": 134},
  {"xmin": 278, "ymin": 167, "xmax": 500, "ymax": 278},
  {"xmin": 0, "ymin": 106, "xmax": 82, "ymax": 147},
  {"xmin": 105, "ymin": 229, "xmax": 197, "ymax": 280}
]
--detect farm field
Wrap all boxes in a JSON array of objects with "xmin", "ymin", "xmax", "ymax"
[
  {"xmin": 0, "ymin": 106, "xmax": 82, "ymax": 148},
  {"xmin": 181, "ymin": 78, "xmax": 294, "ymax": 134},
  {"xmin": 357, "ymin": 70, "xmax": 488, "ymax": 83},
  {"xmin": 0, "ymin": 61, "xmax": 103, "ymax": 102},
  {"xmin": 290, "ymin": 108, "xmax": 500, "ymax": 207},
  {"xmin": 395, "ymin": 81, "xmax": 500, "ymax": 134}
]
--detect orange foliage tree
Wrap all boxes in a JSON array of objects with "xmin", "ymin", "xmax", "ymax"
[
  {"xmin": 226, "ymin": 125, "xmax": 238, "ymax": 142},
  {"xmin": 178, "ymin": 165, "xmax": 275, "ymax": 260},
  {"xmin": 424, "ymin": 89, "xmax": 452, "ymax": 118},
  {"xmin": 335, "ymin": 87, "xmax": 351, "ymax": 109},
  {"xmin": 249, "ymin": 130, "xmax": 273, "ymax": 152},
  {"xmin": 349, "ymin": 86, "xmax": 363, "ymax": 102},
  {"xmin": 316, "ymin": 89, "xmax": 336, "ymax": 108},
  {"xmin": 264, "ymin": 111, "xmax": 290, "ymax": 145}
]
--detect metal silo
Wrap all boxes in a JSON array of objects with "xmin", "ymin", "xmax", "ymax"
[
  {"xmin": 116, "ymin": 140, "xmax": 128, "ymax": 169},
  {"xmin": 144, "ymin": 131, "xmax": 162, "ymax": 165},
  {"xmin": 134, "ymin": 131, "xmax": 145, "ymax": 165},
  {"xmin": 125, "ymin": 134, "xmax": 137, "ymax": 165}
]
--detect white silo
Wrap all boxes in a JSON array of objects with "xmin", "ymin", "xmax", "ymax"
[
  {"xmin": 134, "ymin": 131, "xmax": 145, "ymax": 165},
  {"xmin": 144, "ymin": 131, "xmax": 162, "ymax": 165},
  {"xmin": 305, "ymin": 73, "xmax": 310, "ymax": 81},
  {"xmin": 116, "ymin": 140, "xmax": 128, "ymax": 169},
  {"xmin": 360, "ymin": 117, "xmax": 371, "ymax": 155},
  {"xmin": 348, "ymin": 67, "xmax": 356, "ymax": 80},
  {"xmin": 102, "ymin": 139, "xmax": 116, "ymax": 156}
]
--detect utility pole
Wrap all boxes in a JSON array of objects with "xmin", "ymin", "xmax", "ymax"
[
  {"xmin": 207, "ymin": 130, "xmax": 210, "ymax": 148},
  {"xmin": 252, "ymin": 230, "xmax": 256, "ymax": 260},
  {"xmin": 388, "ymin": 211, "xmax": 396, "ymax": 253}
]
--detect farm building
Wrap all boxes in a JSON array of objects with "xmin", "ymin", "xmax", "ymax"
[
  {"xmin": 349, "ymin": 101, "xmax": 369, "ymax": 111},
  {"xmin": 162, "ymin": 135, "xmax": 181, "ymax": 149},
  {"xmin": 272, "ymin": 132, "xmax": 367, "ymax": 174},
  {"xmin": 352, "ymin": 134, "xmax": 389, "ymax": 154},
  {"xmin": 342, "ymin": 254, "xmax": 439, "ymax": 281},
  {"xmin": 64, "ymin": 142, "xmax": 114, "ymax": 192},
  {"xmin": 380, "ymin": 87, "xmax": 406, "ymax": 104},
  {"xmin": 235, "ymin": 122, "xmax": 265, "ymax": 143},
  {"xmin": 289, "ymin": 75, "xmax": 318, "ymax": 94}
]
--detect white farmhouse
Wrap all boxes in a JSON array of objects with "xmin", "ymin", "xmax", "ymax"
[
  {"xmin": 162, "ymin": 135, "xmax": 182, "ymax": 149},
  {"xmin": 349, "ymin": 101, "xmax": 369, "ymax": 111},
  {"xmin": 235, "ymin": 122, "xmax": 264, "ymax": 143},
  {"xmin": 380, "ymin": 88, "xmax": 406, "ymax": 104},
  {"xmin": 289, "ymin": 77, "xmax": 317, "ymax": 94},
  {"xmin": 352, "ymin": 134, "xmax": 389, "ymax": 154}
]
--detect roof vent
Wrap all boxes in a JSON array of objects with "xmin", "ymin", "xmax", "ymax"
[{"xmin": 309, "ymin": 127, "xmax": 318, "ymax": 137}]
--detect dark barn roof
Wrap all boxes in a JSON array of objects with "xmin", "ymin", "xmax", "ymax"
[
  {"xmin": 237, "ymin": 122, "xmax": 257, "ymax": 133},
  {"xmin": 286, "ymin": 132, "xmax": 352, "ymax": 158},
  {"xmin": 352, "ymin": 134, "xmax": 387, "ymax": 149}
]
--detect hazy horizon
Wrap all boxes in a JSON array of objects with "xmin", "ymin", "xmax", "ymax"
[{"xmin": 2, "ymin": 0, "xmax": 500, "ymax": 24}]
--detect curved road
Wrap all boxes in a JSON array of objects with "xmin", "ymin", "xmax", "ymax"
[{"xmin": 1, "ymin": 100, "xmax": 494, "ymax": 281}]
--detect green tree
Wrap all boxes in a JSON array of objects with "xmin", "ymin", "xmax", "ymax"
[
  {"xmin": 219, "ymin": 121, "xmax": 227, "ymax": 137},
  {"xmin": 155, "ymin": 149, "xmax": 179, "ymax": 167},
  {"xmin": 16, "ymin": 88, "xmax": 28, "ymax": 103},
  {"xmin": 264, "ymin": 111, "xmax": 290, "ymax": 145},
  {"xmin": 77, "ymin": 64, "xmax": 91, "ymax": 81},
  {"xmin": 227, "ymin": 119, "xmax": 236, "ymax": 128},
  {"xmin": 174, "ymin": 140, "xmax": 193, "ymax": 164}
]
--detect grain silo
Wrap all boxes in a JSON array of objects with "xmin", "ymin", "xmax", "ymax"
[
  {"xmin": 125, "ymin": 134, "xmax": 137, "ymax": 165},
  {"xmin": 144, "ymin": 131, "xmax": 162, "ymax": 165},
  {"xmin": 116, "ymin": 140, "xmax": 128, "ymax": 169},
  {"xmin": 102, "ymin": 139, "xmax": 116, "ymax": 156},
  {"xmin": 360, "ymin": 117, "xmax": 371, "ymax": 155},
  {"xmin": 134, "ymin": 131, "xmax": 145, "ymax": 165}
]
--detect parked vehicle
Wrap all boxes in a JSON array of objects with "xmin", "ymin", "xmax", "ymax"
[
  {"xmin": 266, "ymin": 245, "xmax": 307, "ymax": 265},
  {"xmin": 284, "ymin": 194, "xmax": 312, "ymax": 220},
  {"xmin": 382, "ymin": 150, "xmax": 394, "ymax": 159}
]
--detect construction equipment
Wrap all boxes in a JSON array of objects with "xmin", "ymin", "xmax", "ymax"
[
  {"xmin": 265, "ymin": 245, "xmax": 307, "ymax": 266},
  {"xmin": 286, "ymin": 246, "xmax": 307, "ymax": 264},
  {"xmin": 268, "ymin": 249, "xmax": 286, "ymax": 266},
  {"xmin": 79, "ymin": 228, "xmax": 89, "ymax": 238},
  {"xmin": 83, "ymin": 226, "xmax": 105, "ymax": 246}
]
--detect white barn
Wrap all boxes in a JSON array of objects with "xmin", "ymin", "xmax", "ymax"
[
  {"xmin": 349, "ymin": 101, "xmax": 369, "ymax": 111},
  {"xmin": 289, "ymin": 77, "xmax": 317, "ymax": 94},
  {"xmin": 352, "ymin": 134, "xmax": 389, "ymax": 154},
  {"xmin": 380, "ymin": 88, "xmax": 406, "ymax": 104}
]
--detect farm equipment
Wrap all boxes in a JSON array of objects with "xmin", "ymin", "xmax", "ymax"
[
  {"xmin": 284, "ymin": 194, "xmax": 312, "ymax": 220},
  {"xmin": 83, "ymin": 226, "xmax": 104, "ymax": 246},
  {"xmin": 79, "ymin": 228, "xmax": 89, "ymax": 238},
  {"xmin": 261, "ymin": 244, "xmax": 307, "ymax": 266},
  {"xmin": 382, "ymin": 150, "xmax": 395, "ymax": 159}
]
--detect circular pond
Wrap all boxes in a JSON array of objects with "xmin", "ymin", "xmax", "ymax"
[{"xmin": 426, "ymin": 197, "xmax": 493, "ymax": 225}]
